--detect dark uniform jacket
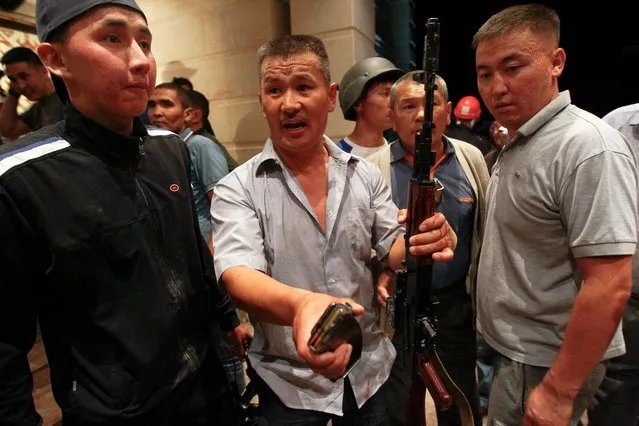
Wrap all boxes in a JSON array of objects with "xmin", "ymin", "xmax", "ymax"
[{"xmin": 0, "ymin": 105, "xmax": 239, "ymax": 424}]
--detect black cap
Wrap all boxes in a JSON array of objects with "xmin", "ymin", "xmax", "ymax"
[
  {"xmin": 36, "ymin": 0, "xmax": 146, "ymax": 43},
  {"xmin": 37, "ymin": 0, "xmax": 146, "ymax": 104}
]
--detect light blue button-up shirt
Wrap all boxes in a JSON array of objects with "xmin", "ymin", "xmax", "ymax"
[{"xmin": 211, "ymin": 136, "xmax": 404, "ymax": 415}]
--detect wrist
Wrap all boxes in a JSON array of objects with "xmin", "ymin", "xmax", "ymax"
[
  {"xmin": 541, "ymin": 369, "xmax": 580, "ymax": 401},
  {"xmin": 290, "ymin": 288, "xmax": 313, "ymax": 321}
]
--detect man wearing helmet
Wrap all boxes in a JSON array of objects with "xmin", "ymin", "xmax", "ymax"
[
  {"xmin": 445, "ymin": 95, "xmax": 492, "ymax": 155},
  {"xmin": 336, "ymin": 57, "xmax": 403, "ymax": 158}
]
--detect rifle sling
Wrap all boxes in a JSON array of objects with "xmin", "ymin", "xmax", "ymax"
[{"xmin": 431, "ymin": 350, "xmax": 475, "ymax": 426}]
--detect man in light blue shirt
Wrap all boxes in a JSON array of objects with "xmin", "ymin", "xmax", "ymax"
[
  {"xmin": 147, "ymin": 83, "xmax": 228, "ymax": 242},
  {"xmin": 211, "ymin": 34, "xmax": 456, "ymax": 425}
]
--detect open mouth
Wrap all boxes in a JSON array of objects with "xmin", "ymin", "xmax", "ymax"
[
  {"xmin": 283, "ymin": 122, "xmax": 307, "ymax": 130},
  {"xmin": 495, "ymin": 103, "xmax": 512, "ymax": 110}
]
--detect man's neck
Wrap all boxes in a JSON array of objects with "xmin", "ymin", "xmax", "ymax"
[
  {"xmin": 401, "ymin": 136, "xmax": 445, "ymax": 162},
  {"xmin": 41, "ymin": 81, "xmax": 56, "ymax": 99},
  {"xmin": 275, "ymin": 140, "xmax": 329, "ymax": 177},
  {"xmin": 71, "ymin": 100, "xmax": 134, "ymax": 136},
  {"xmin": 348, "ymin": 120, "xmax": 386, "ymax": 148},
  {"xmin": 33, "ymin": 86, "xmax": 56, "ymax": 102}
]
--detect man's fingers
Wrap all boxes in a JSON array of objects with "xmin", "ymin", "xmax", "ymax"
[
  {"xmin": 432, "ymin": 247, "xmax": 454, "ymax": 262},
  {"xmin": 304, "ymin": 343, "xmax": 352, "ymax": 379},
  {"xmin": 408, "ymin": 236, "xmax": 451, "ymax": 256},
  {"xmin": 315, "ymin": 344, "xmax": 351, "ymax": 379},
  {"xmin": 418, "ymin": 212, "xmax": 446, "ymax": 231},
  {"xmin": 337, "ymin": 298, "xmax": 365, "ymax": 316},
  {"xmin": 300, "ymin": 346, "xmax": 337, "ymax": 371},
  {"xmin": 377, "ymin": 286, "xmax": 389, "ymax": 307},
  {"xmin": 397, "ymin": 209, "xmax": 408, "ymax": 224},
  {"xmin": 409, "ymin": 225, "xmax": 448, "ymax": 246}
]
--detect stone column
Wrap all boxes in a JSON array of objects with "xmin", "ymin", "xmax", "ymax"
[
  {"xmin": 138, "ymin": 0, "xmax": 289, "ymax": 162},
  {"xmin": 289, "ymin": 0, "xmax": 376, "ymax": 141}
]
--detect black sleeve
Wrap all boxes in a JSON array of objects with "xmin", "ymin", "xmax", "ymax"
[
  {"xmin": 178, "ymin": 140, "xmax": 239, "ymax": 332},
  {"xmin": 0, "ymin": 185, "xmax": 42, "ymax": 425},
  {"xmin": 194, "ymin": 218, "xmax": 240, "ymax": 332}
]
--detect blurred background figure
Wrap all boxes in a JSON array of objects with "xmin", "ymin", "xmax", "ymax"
[
  {"xmin": 0, "ymin": 47, "xmax": 65, "ymax": 140},
  {"xmin": 445, "ymin": 95, "xmax": 491, "ymax": 155},
  {"xmin": 172, "ymin": 76, "xmax": 194, "ymax": 91}
]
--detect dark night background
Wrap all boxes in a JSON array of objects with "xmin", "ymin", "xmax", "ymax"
[{"xmin": 412, "ymin": 1, "xmax": 639, "ymax": 120}]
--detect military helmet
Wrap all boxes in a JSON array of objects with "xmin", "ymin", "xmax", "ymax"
[{"xmin": 339, "ymin": 57, "xmax": 403, "ymax": 121}]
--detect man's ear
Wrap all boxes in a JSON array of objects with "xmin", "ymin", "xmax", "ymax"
[
  {"xmin": 36, "ymin": 43, "xmax": 70, "ymax": 80},
  {"xmin": 184, "ymin": 107, "xmax": 196, "ymax": 125},
  {"xmin": 259, "ymin": 93, "xmax": 267, "ymax": 119},
  {"xmin": 390, "ymin": 109, "xmax": 398, "ymax": 132},
  {"xmin": 187, "ymin": 107, "xmax": 203, "ymax": 126},
  {"xmin": 327, "ymin": 82, "xmax": 338, "ymax": 112}
]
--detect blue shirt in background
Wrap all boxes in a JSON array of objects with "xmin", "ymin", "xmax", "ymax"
[
  {"xmin": 390, "ymin": 137, "xmax": 475, "ymax": 291},
  {"xmin": 181, "ymin": 128, "xmax": 229, "ymax": 242}
]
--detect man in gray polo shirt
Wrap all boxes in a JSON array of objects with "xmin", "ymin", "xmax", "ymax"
[
  {"xmin": 474, "ymin": 4, "xmax": 637, "ymax": 426},
  {"xmin": 210, "ymin": 34, "xmax": 456, "ymax": 425}
]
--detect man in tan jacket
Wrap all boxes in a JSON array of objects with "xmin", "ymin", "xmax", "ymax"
[{"xmin": 370, "ymin": 71, "xmax": 489, "ymax": 426}]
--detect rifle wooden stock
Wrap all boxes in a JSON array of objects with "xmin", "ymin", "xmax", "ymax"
[{"xmin": 420, "ymin": 357, "xmax": 453, "ymax": 411}]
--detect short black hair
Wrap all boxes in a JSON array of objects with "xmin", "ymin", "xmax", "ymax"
[
  {"xmin": 46, "ymin": 21, "xmax": 70, "ymax": 44},
  {"xmin": 472, "ymin": 4, "xmax": 560, "ymax": 49},
  {"xmin": 1, "ymin": 47, "xmax": 44, "ymax": 68},
  {"xmin": 256, "ymin": 34, "xmax": 331, "ymax": 83},
  {"xmin": 171, "ymin": 77, "xmax": 193, "ymax": 91},
  {"xmin": 187, "ymin": 90, "xmax": 216, "ymax": 135},
  {"xmin": 187, "ymin": 90, "xmax": 209, "ymax": 118},
  {"xmin": 154, "ymin": 82, "xmax": 192, "ymax": 108}
]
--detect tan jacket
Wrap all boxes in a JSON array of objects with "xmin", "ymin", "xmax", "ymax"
[{"xmin": 366, "ymin": 138, "xmax": 489, "ymax": 306}]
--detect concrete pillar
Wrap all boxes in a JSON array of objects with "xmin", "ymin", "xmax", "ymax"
[
  {"xmin": 289, "ymin": 0, "xmax": 376, "ymax": 141},
  {"xmin": 138, "ymin": 0, "xmax": 289, "ymax": 162}
]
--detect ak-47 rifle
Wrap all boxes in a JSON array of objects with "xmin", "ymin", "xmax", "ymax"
[{"xmin": 388, "ymin": 18, "xmax": 474, "ymax": 426}]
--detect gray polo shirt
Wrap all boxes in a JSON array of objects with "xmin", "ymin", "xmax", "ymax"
[
  {"xmin": 211, "ymin": 136, "xmax": 403, "ymax": 415},
  {"xmin": 20, "ymin": 91, "xmax": 65, "ymax": 130},
  {"xmin": 477, "ymin": 91, "xmax": 638, "ymax": 367},
  {"xmin": 603, "ymin": 103, "xmax": 639, "ymax": 295}
]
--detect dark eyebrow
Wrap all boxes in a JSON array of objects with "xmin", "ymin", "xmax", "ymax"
[
  {"xmin": 477, "ymin": 52, "xmax": 524, "ymax": 71},
  {"xmin": 400, "ymin": 96, "xmax": 423, "ymax": 105},
  {"xmin": 263, "ymin": 75, "xmax": 281, "ymax": 84},
  {"xmin": 500, "ymin": 53, "xmax": 521, "ymax": 64},
  {"xmin": 102, "ymin": 18, "xmax": 152, "ymax": 37},
  {"xmin": 293, "ymin": 73, "xmax": 315, "ymax": 81}
]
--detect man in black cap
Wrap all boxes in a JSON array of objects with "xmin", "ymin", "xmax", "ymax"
[{"xmin": 0, "ymin": 1, "xmax": 243, "ymax": 425}]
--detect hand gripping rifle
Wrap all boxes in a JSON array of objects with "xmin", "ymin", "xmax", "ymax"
[{"xmin": 388, "ymin": 18, "xmax": 474, "ymax": 426}]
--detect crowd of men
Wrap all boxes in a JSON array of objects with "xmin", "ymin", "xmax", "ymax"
[{"xmin": 0, "ymin": 1, "xmax": 637, "ymax": 426}]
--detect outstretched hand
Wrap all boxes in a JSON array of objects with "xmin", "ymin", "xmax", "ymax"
[{"xmin": 292, "ymin": 292, "xmax": 364, "ymax": 380}]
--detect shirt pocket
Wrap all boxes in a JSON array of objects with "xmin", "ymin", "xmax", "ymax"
[{"xmin": 347, "ymin": 207, "xmax": 375, "ymax": 261}]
